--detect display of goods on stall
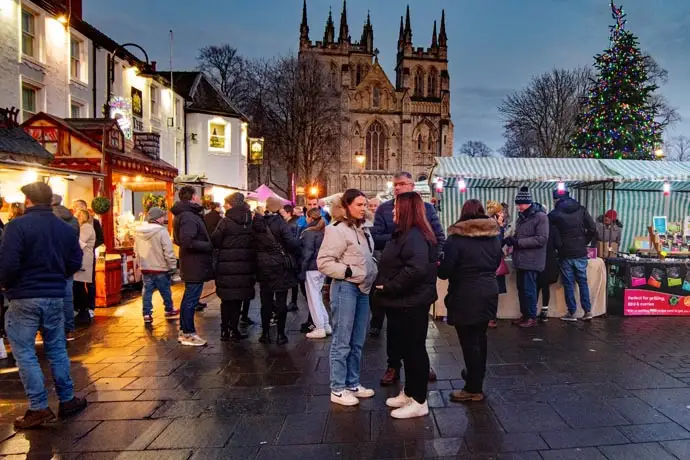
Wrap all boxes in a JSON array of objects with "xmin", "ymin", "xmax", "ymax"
[
  {"xmin": 91, "ymin": 196, "xmax": 111, "ymax": 215},
  {"xmin": 142, "ymin": 193, "xmax": 167, "ymax": 211}
]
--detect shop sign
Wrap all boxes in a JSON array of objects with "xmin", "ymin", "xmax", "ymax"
[
  {"xmin": 131, "ymin": 87, "xmax": 143, "ymax": 118},
  {"xmin": 249, "ymin": 137, "xmax": 264, "ymax": 165},
  {"xmin": 109, "ymin": 97, "xmax": 133, "ymax": 140},
  {"xmin": 625, "ymin": 289, "xmax": 690, "ymax": 316}
]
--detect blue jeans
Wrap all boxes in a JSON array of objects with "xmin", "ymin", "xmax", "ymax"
[
  {"xmin": 560, "ymin": 257, "xmax": 592, "ymax": 314},
  {"xmin": 142, "ymin": 273, "xmax": 174, "ymax": 316},
  {"xmin": 5, "ymin": 298, "xmax": 74, "ymax": 410},
  {"xmin": 64, "ymin": 277, "xmax": 74, "ymax": 333},
  {"xmin": 180, "ymin": 282, "xmax": 203, "ymax": 334},
  {"xmin": 329, "ymin": 280, "xmax": 370, "ymax": 392},
  {"xmin": 516, "ymin": 269, "xmax": 539, "ymax": 320}
]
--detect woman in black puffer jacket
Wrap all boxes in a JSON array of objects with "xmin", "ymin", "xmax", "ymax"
[
  {"xmin": 211, "ymin": 193, "xmax": 256, "ymax": 342},
  {"xmin": 438, "ymin": 199, "xmax": 502, "ymax": 404},
  {"xmin": 374, "ymin": 192, "xmax": 438, "ymax": 420}
]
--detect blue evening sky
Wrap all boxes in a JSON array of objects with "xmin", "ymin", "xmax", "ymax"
[{"xmin": 85, "ymin": 0, "xmax": 690, "ymax": 153}]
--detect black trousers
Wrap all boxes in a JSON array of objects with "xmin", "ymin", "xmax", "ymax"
[
  {"xmin": 455, "ymin": 322, "xmax": 489, "ymax": 394},
  {"xmin": 290, "ymin": 282, "xmax": 306, "ymax": 305},
  {"xmin": 537, "ymin": 271, "xmax": 551, "ymax": 307},
  {"xmin": 88, "ymin": 257, "xmax": 97, "ymax": 311},
  {"xmin": 220, "ymin": 299, "xmax": 242, "ymax": 332},
  {"xmin": 370, "ymin": 291, "xmax": 385, "ymax": 330},
  {"xmin": 260, "ymin": 287, "xmax": 288, "ymax": 334},
  {"xmin": 386, "ymin": 306, "xmax": 430, "ymax": 403},
  {"xmin": 241, "ymin": 300, "xmax": 251, "ymax": 319},
  {"xmin": 74, "ymin": 281, "xmax": 91, "ymax": 317}
]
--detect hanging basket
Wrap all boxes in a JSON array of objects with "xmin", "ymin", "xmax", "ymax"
[{"xmin": 91, "ymin": 196, "xmax": 111, "ymax": 215}]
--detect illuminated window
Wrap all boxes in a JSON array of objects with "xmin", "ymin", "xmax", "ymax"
[
  {"xmin": 70, "ymin": 36, "xmax": 81, "ymax": 80},
  {"xmin": 22, "ymin": 84, "xmax": 37, "ymax": 122},
  {"xmin": 21, "ymin": 9, "xmax": 36, "ymax": 58},
  {"xmin": 209, "ymin": 121, "xmax": 227, "ymax": 150}
]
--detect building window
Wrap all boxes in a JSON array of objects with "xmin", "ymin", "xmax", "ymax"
[
  {"xmin": 70, "ymin": 36, "xmax": 81, "ymax": 80},
  {"xmin": 150, "ymin": 85, "xmax": 159, "ymax": 118},
  {"xmin": 21, "ymin": 9, "xmax": 36, "ymax": 58},
  {"xmin": 417, "ymin": 134, "xmax": 423, "ymax": 152},
  {"xmin": 70, "ymin": 102, "xmax": 82, "ymax": 118},
  {"xmin": 356, "ymin": 64, "xmax": 362, "ymax": 86},
  {"xmin": 209, "ymin": 121, "xmax": 227, "ymax": 150},
  {"xmin": 428, "ymin": 135, "xmax": 434, "ymax": 153},
  {"xmin": 428, "ymin": 67, "xmax": 438, "ymax": 97},
  {"xmin": 372, "ymin": 86, "xmax": 380, "ymax": 108},
  {"xmin": 21, "ymin": 84, "xmax": 37, "ymax": 122},
  {"xmin": 365, "ymin": 121, "xmax": 386, "ymax": 171},
  {"xmin": 414, "ymin": 68, "xmax": 424, "ymax": 97}
]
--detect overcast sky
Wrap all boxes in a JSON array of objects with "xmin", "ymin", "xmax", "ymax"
[{"xmin": 85, "ymin": 0, "xmax": 690, "ymax": 153}]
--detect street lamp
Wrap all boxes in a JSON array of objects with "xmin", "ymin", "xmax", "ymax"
[
  {"xmin": 309, "ymin": 186, "xmax": 319, "ymax": 197},
  {"xmin": 103, "ymin": 43, "xmax": 155, "ymax": 119}
]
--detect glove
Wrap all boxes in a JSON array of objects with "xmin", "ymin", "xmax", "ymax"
[
  {"xmin": 504, "ymin": 237, "xmax": 516, "ymax": 247},
  {"xmin": 345, "ymin": 266, "xmax": 353, "ymax": 278}
]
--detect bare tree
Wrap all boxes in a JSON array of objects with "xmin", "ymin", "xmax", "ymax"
[
  {"xmin": 644, "ymin": 56, "xmax": 681, "ymax": 129},
  {"xmin": 246, "ymin": 54, "xmax": 341, "ymax": 196},
  {"xmin": 668, "ymin": 135, "xmax": 690, "ymax": 161},
  {"xmin": 499, "ymin": 67, "xmax": 592, "ymax": 158},
  {"xmin": 197, "ymin": 44, "xmax": 249, "ymax": 109},
  {"xmin": 459, "ymin": 140, "xmax": 492, "ymax": 158}
]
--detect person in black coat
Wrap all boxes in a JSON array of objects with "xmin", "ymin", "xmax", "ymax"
[
  {"xmin": 374, "ymin": 192, "xmax": 438, "ymax": 419},
  {"xmin": 171, "ymin": 186, "xmax": 213, "ymax": 347},
  {"xmin": 438, "ymin": 199, "xmax": 502, "ymax": 403},
  {"xmin": 204, "ymin": 202, "xmax": 223, "ymax": 236},
  {"xmin": 537, "ymin": 219, "xmax": 561, "ymax": 322},
  {"xmin": 211, "ymin": 193, "xmax": 256, "ymax": 342},
  {"xmin": 253, "ymin": 196, "xmax": 300, "ymax": 345}
]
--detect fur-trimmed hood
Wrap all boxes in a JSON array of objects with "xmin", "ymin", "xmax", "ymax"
[
  {"xmin": 329, "ymin": 193, "xmax": 374, "ymax": 225},
  {"xmin": 448, "ymin": 216, "xmax": 500, "ymax": 238}
]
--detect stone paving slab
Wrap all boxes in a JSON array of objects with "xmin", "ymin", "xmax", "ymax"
[{"xmin": 4, "ymin": 286, "xmax": 690, "ymax": 458}]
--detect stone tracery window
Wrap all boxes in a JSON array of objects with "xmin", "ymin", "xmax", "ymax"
[
  {"xmin": 365, "ymin": 121, "xmax": 386, "ymax": 171},
  {"xmin": 414, "ymin": 68, "xmax": 424, "ymax": 97},
  {"xmin": 428, "ymin": 67, "xmax": 438, "ymax": 97}
]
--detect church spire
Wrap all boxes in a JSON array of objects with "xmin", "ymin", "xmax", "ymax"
[
  {"xmin": 324, "ymin": 7, "xmax": 335, "ymax": 44},
  {"xmin": 439, "ymin": 9, "xmax": 448, "ymax": 48},
  {"xmin": 403, "ymin": 5, "xmax": 412, "ymax": 45},
  {"xmin": 361, "ymin": 10, "xmax": 373, "ymax": 53},
  {"xmin": 338, "ymin": 0, "xmax": 349, "ymax": 44},
  {"xmin": 431, "ymin": 20, "xmax": 438, "ymax": 48},
  {"xmin": 300, "ymin": 0, "xmax": 309, "ymax": 43}
]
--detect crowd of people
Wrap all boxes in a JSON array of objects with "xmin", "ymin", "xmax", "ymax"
[{"xmin": 0, "ymin": 172, "xmax": 609, "ymax": 428}]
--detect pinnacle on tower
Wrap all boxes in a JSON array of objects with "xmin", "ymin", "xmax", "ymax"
[
  {"xmin": 324, "ymin": 7, "xmax": 335, "ymax": 44},
  {"xmin": 439, "ymin": 9, "xmax": 447, "ymax": 48},
  {"xmin": 361, "ymin": 10, "xmax": 374, "ymax": 52},
  {"xmin": 404, "ymin": 5, "xmax": 412, "ymax": 44},
  {"xmin": 431, "ymin": 20, "xmax": 438, "ymax": 48},
  {"xmin": 300, "ymin": 0, "xmax": 309, "ymax": 42},
  {"xmin": 338, "ymin": 0, "xmax": 349, "ymax": 44}
]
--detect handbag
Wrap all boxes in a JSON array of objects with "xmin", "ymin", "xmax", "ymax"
[
  {"xmin": 496, "ymin": 258, "xmax": 510, "ymax": 276},
  {"xmin": 264, "ymin": 224, "xmax": 294, "ymax": 270}
]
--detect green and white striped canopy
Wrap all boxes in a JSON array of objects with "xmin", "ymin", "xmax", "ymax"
[{"xmin": 599, "ymin": 159, "xmax": 690, "ymax": 182}]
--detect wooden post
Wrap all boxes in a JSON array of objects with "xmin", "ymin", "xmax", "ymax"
[
  {"xmin": 166, "ymin": 180, "xmax": 174, "ymax": 234},
  {"xmin": 100, "ymin": 162, "xmax": 114, "ymax": 252}
]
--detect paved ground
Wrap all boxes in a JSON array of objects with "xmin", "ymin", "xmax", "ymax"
[{"xmin": 3, "ymin": 287, "xmax": 690, "ymax": 459}]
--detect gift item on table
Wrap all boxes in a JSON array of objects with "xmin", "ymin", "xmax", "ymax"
[
  {"xmin": 683, "ymin": 272, "xmax": 690, "ymax": 292},
  {"xmin": 630, "ymin": 265, "xmax": 647, "ymax": 287},
  {"xmin": 648, "ymin": 268, "xmax": 664, "ymax": 288},
  {"xmin": 667, "ymin": 266, "xmax": 682, "ymax": 287}
]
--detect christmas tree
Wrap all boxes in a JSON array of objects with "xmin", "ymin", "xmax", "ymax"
[{"xmin": 571, "ymin": 1, "xmax": 662, "ymax": 159}]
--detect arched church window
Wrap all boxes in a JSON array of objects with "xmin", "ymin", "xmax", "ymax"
[
  {"xmin": 356, "ymin": 64, "xmax": 362, "ymax": 86},
  {"xmin": 428, "ymin": 134, "xmax": 434, "ymax": 153},
  {"xmin": 428, "ymin": 67, "xmax": 438, "ymax": 97},
  {"xmin": 365, "ymin": 121, "xmax": 386, "ymax": 171},
  {"xmin": 414, "ymin": 68, "xmax": 424, "ymax": 97},
  {"xmin": 417, "ymin": 134, "xmax": 423, "ymax": 152}
]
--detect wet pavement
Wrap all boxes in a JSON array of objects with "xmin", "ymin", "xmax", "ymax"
[{"xmin": 3, "ymin": 287, "xmax": 690, "ymax": 459}]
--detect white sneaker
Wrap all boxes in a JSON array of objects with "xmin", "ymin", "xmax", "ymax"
[
  {"xmin": 306, "ymin": 328, "xmax": 327, "ymax": 339},
  {"xmin": 88, "ymin": 310, "xmax": 95, "ymax": 319},
  {"xmin": 330, "ymin": 390, "xmax": 359, "ymax": 406},
  {"xmin": 0, "ymin": 342, "xmax": 7, "ymax": 360},
  {"xmin": 391, "ymin": 400, "xmax": 429, "ymax": 419},
  {"xmin": 325, "ymin": 324, "xmax": 333, "ymax": 335},
  {"xmin": 386, "ymin": 391, "xmax": 412, "ymax": 408},
  {"xmin": 177, "ymin": 331, "xmax": 184, "ymax": 343},
  {"xmin": 347, "ymin": 385, "xmax": 375, "ymax": 399},
  {"xmin": 180, "ymin": 334, "xmax": 207, "ymax": 347}
]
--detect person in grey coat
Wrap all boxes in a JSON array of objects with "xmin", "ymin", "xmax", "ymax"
[{"xmin": 503, "ymin": 187, "xmax": 549, "ymax": 328}]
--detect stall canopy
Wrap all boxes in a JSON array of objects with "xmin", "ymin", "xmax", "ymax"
[
  {"xmin": 432, "ymin": 157, "xmax": 690, "ymax": 251},
  {"xmin": 247, "ymin": 184, "xmax": 290, "ymax": 204}
]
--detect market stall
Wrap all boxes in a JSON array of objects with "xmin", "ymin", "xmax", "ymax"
[
  {"xmin": 246, "ymin": 184, "xmax": 291, "ymax": 210},
  {"xmin": 23, "ymin": 113, "xmax": 177, "ymax": 307}
]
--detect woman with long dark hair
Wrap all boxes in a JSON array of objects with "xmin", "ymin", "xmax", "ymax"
[
  {"xmin": 374, "ymin": 192, "xmax": 438, "ymax": 419},
  {"xmin": 438, "ymin": 199, "xmax": 502, "ymax": 402},
  {"xmin": 318, "ymin": 189, "xmax": 377, "ymax": 407}
]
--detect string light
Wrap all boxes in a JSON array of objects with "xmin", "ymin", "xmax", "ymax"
[
  {"xmin": 663, "ymin": 181, "xmax": 671, "ymax": 196},
  {"xmin": 435, "ymin": 177, "xmax": 444, "ymax": 193},
  {"xmin": 557, "ymin": 181, "xmax": 566, "ymax": 195},
  {"xmin": 457, "ymin": 178, "xmax": 467, "ymax": 193}
]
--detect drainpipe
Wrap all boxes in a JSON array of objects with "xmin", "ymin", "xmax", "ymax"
[
  {"xmin": 183, "ymin": 110, "xmax": 188, "ymax": 174},
  {"xmin": 92, "ymin": 44, "xmax": 98, "ymax": 117}
]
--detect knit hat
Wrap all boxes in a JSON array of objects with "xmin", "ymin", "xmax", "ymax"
[
  {"xmin": 515, "ymin": 187, "xmax": 533, "ymax": 205},
  {"xmin": 265, "ymin": 196, "xmax": 283, "ymax": 213},
  {"xmin": 605, "ymin": 209, "xmax": 618, "ymax": 221},
  {"xmin": 147, "ymin": 207, "xmax": 167, "ymax": 222},
  {"xmin": 225, "ymin": 192, "xmax": 245, "ymax": 208},
  {"xmin": 486, "ymin": 200, "xmax": 503, "ymax": 217}
]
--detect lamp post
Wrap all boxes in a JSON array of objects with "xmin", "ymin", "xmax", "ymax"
[
  {"xmin": 103, "ymin": 43, "xmax": 155, "ymax": 119},
  {"xmin": 354, "ymin": 150, "xmax": 365, "ymax": 167}
]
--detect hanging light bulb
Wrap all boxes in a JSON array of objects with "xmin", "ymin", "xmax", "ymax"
[
  {"xmin": 435, "ymin": 177, "xmax": 443, "ymax": 193},
  {"xmin": 458, "ymin": 178, "xmax": 467, "ymax": 193},
  {"xmin": 663, "ymin": 181, "xmax": 671, "ymax": 196},
  {"xmin": 556, "ymin": 181, "xmax": 566, "ymax": 196}
]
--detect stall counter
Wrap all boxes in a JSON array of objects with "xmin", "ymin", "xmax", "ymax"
[
  {"xmin": 433, "ymin": 257, "xmax": 607, "ymax": 319},
  {"xmin": 96, "ymin": 254, "xmax": 123, "ymax": 307}
]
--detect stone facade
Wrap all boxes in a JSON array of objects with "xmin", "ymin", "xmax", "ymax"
[{"xmin": 298, "ymin": 1, "xmax": 454, "ymax": 196}]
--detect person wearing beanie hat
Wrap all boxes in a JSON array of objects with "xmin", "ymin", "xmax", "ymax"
[
  {"xmin": 252, "ymin": 195, "xmax": 300, "ymax": 345},
  {"xmin": 503, "ymin": 188, "xmax": 549, "ymax": 328},
  {"xmin": 548, "ymin": 190, "xmax": 598, "ymax": 322},
  {"xmin": 135, "ymin": 207, "xmax": 178, "ymax": 325},
  {"xmin": 596, "ymin": 209, "xmax": 622, "ymax": 252}
]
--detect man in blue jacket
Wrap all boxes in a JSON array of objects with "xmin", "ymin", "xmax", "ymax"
[
  {"xmin": 0, "ymin": 182, "xmax": 87, "ymax": 429},
  {"xmin": 296, "ymin": 196, "xmax": 330, "ymax": 234},
  {"xmin": 371, "ymin": 171, "xmax": 446, "ymax": 386}
]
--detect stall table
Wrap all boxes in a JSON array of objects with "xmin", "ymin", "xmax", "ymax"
[
  {"xmin": 434, "ymin": 258, "xmax": 607, "ymax": 319},
  {"xmin": 96, "ymin": 254, "xmax": 123, "ymax": 307}
]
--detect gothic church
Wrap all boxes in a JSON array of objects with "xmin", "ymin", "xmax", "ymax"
[{"xmin": 299, "ymin": 1, "xmax": 454, "ymax": 196}]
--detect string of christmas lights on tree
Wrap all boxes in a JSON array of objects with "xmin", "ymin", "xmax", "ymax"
[{"xmin": 571, "ymin": 0, "xmax": 663, "ymax": 160}]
